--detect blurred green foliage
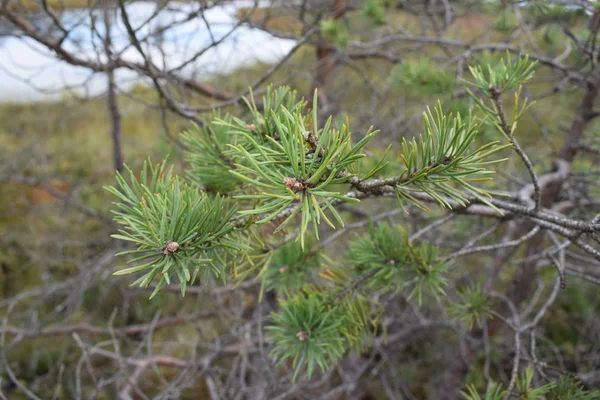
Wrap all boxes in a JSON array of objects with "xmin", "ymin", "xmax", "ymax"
[{"xmin": 389, "ymin": 59, "xmax": 456, "ymax": 98}]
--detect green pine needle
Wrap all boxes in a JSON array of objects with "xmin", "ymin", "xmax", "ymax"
[{"xmin": 104, "ymin": 159, "xmax": 238, "ymax": 298}]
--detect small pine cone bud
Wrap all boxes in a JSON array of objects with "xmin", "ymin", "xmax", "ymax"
[
  {"xmin": 302, "ymin": 131, "xmax": 318, "ymax": 150},
  {"xmin": 283, "ymin": 177, "xmax": 305, "ymax": 192},
  {"xmin": 296, "ymin": 331, "xmax": 308, "ymax": 341},
  {"xmin": 283, "ymin": 177, "xmax": 295, "ymax": 187},
  {"xmin": 259, "ymin": 118, "xmax": 266, "ymax": 125},
  {"xmin": 164, "ymin": 241, "xmax": 180, "ymax": 255},
  {"xmin": 247, "ymin": 124, "xmax": 257, "ymax": 131},
  {"xmin": 279, "ymin": 266, "xmax": 288, "ymax": 273}
]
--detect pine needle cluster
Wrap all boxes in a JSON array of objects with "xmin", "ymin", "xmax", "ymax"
[{"xmin": 105, "ymin": 55, "xmax": 548, "ymax": 381}]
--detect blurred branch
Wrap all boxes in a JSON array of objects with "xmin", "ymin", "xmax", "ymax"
[{"xmin": 0, "ymin": 312, "xmax": 216, "ymax": 338}]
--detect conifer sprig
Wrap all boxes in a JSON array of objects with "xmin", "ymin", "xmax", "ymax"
[
  {"xmin": 105, "ymin": 160, "xmax": 238, "ymax": 298},
  {"xmin": 349, "ymin": 223, "xmax": 449, "ymax": 304},
  {"xmin": 265, "ymin": 238, "xmax": 322, "ymax": 293},
  {"xmin": 104, "ymin": 56, "xmax": 546, "ymax": 386},
  {"xmin": 467, "ymin": 52, "xmax": 537, "ymax": 94},
  {"xmin": 181, "ymin": 113, "xmax": 240, "ymax": 193},
  {"xmin": 226, "ymin": 90, "xmax": 378, "ymax": 248},
  {"xmin": 460, "ymin": 372, "xmax": 598, "ymax": 400},
  {"xmin": 395, "ymin": 103, "xmax": 509, "ymax": 211},
  {"xmin": 267, "ymin": 292, "xmax": 345, "ymax": 381},
  {"xmin": 267, "ymin": 290, "xmax": 375, "ymax": 381},
  {"xmin": 447, "ymin": 284, "xmax": 493, "ymax": 330}
]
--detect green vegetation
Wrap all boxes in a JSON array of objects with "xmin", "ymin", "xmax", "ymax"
[{"xmin": 2, "ymin": 2, "xmax": 600, "ymax": 399}]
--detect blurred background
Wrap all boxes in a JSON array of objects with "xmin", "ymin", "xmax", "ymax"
[{"xmin": 1, "ymin": 0, "xmax": 599, "ymax": 399}]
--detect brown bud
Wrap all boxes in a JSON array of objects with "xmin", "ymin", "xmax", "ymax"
[
  {"xmin": 296, "ymin": 331, "xmax": 308, "ymax": 341},
  {"xmin": 247, "ymin": 124, "xmax": 256, "ymax": 131},
  {"xmin": 283, "ymin": 177, "xmax": 295, "ymax": 186},
  {"xmin": 302, "ymin": 131, "xmax": 319, "ymax": 150},
  {"xmin": 283, "ymin": 177, "xmax": 305, "ymax": 192},
  {"xmin": 164, "ymin": 241, "xmax": 180, "ymax": 255},
  {"xmin": 279, "ymin": 266, "xmax": 288, "ymax": 273}
]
